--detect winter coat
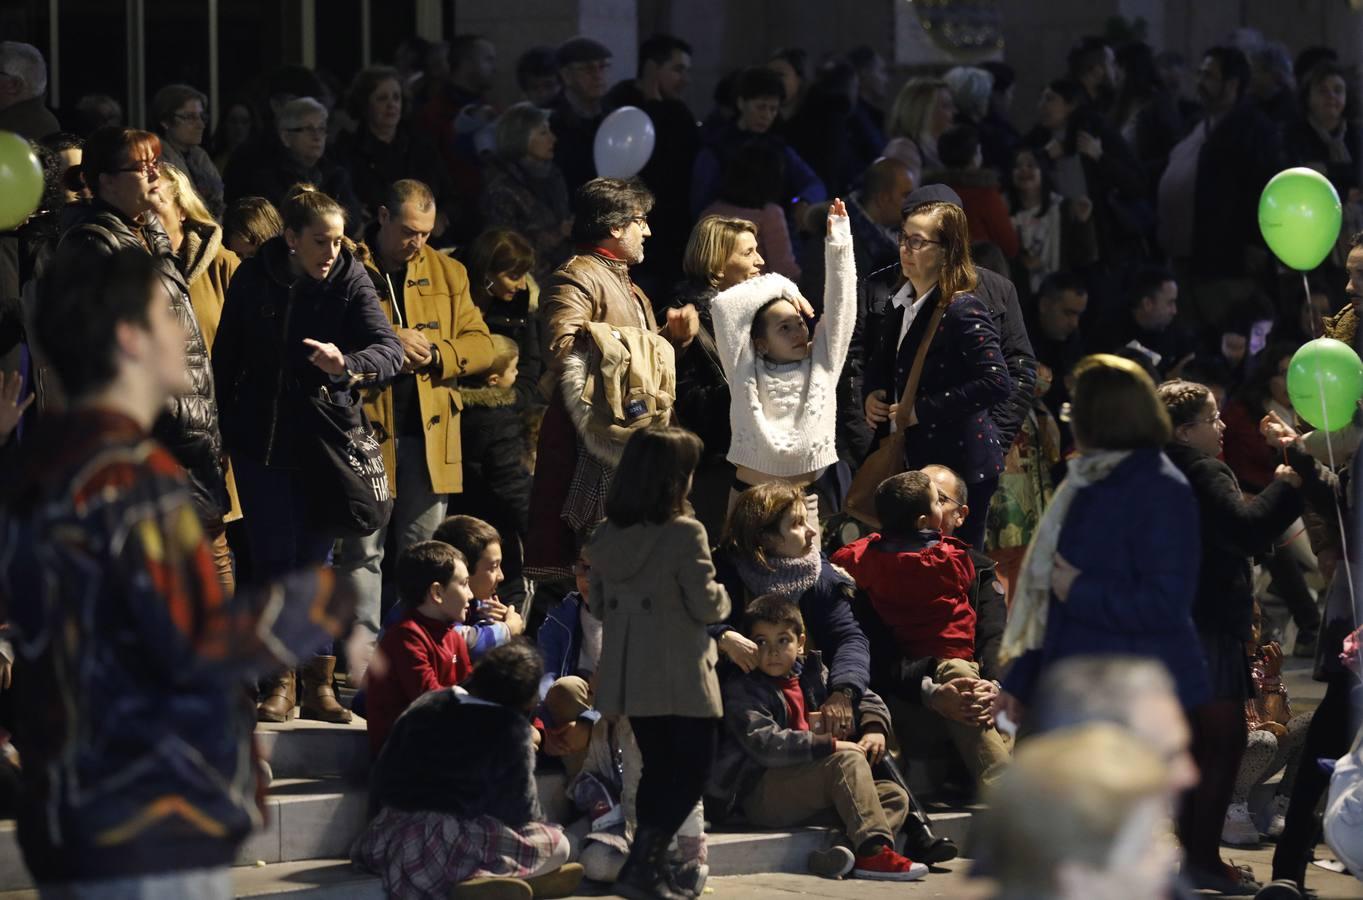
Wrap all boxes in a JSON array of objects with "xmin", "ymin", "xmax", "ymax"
[
  {"xmin": 180, "ymin": 219, "xmax": 240, "ymax": 353},
  {"xmin": 541, "ymin": 251, "xmax": 660, "ymax": 374},
  {"xmin": 332, "ymin": 123, "xmax": 456, "ymax": 227},
  {"xmin": 460, "ymin": 384, "xmax": 531, "ymax": 535},
  {"xmin": 536, "ymin": 591, "xmax": 586, "ymax": 700},
  {"xmin": 664, "ymin": 279, "xmax": 730, "ymax": 458},
  {"xmin": 588, "ymin": 516, "xmax": 731, "ymax": 718},
  {"xmin": 1187, "ymin": 103, "xmax": 1284, "ymax": 279},
  {"xmin": 707, "ymin": 651, "xmax": 892, "ymax": 819},
  {"xmin": 477, "ymin": 281, "xmax": 546, "ymax": 413},
  {"xmin": 713, "ymin": 553, "xmax": 873, "ymax": 698},
  {"xmin": 1164, "ymin": 441, "xmax": 1302, "ymax": 642},
  {"xmin": 1000, "ymin": 449, "xmax": 1211, "ymax": 710},
  {"xmin": 862, "ymin": 288, "xmax": 1013, "ymax": 484},
  {"xmin": 52, "ymin": 200, "xmax": 227, "ymax": 525},
  {"xmin": 370, "ymin": 688, "xmax": 543, "ymax": 826},
  {"xmin": 160, "ymin": 142, "xmax": 225, "ymax": 219},
  {"xmin": 357, "ymin": 241, "xmax": 496, "ymax": 495},
  {"xmin": 479, "ymin": 157, "xmax": 573, "ymax": 284},
  {"xmin": 222, "ymin": 140, "xmax": 363, "ymax": 236},
  {"xmin": 690, "ymin": 123, "xmax": 827, "ymax": 217},
  {"xmin": 855, "ymin": 262, "xmax": 1035, "ymax": 455},
  {"xmin": 853, "ymin": 545, "xmax": 1007, "ymax": 703},
  {"xmin": 212, "ymin": 237, "xmax": 404, "ymax": 469},
  {"xmin": 0, "ymin": 96, "xmax": 59, "ymax": 140}
]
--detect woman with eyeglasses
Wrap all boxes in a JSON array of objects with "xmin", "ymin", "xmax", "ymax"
[
  {"xmin": 151, "ymin": 83, "xmax": 225, "ymax": 219},
  {"xmin": 50, "ymin": 126, "xmax": 232, "ymax": 592},
  {"xmin": 862, "ymin": 198, "xmax": 1012, "ymax": 550},
  {"xmin": 223, "ymin": 96, "xmax": 363, "ymax": 236},
  {"xmin": 1157, "ymin": 378, "xmax": 1309, "ymax": 896}
]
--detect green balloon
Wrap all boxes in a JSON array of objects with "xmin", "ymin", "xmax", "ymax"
[
  {"xmin": 1287, "ymin": 338, "xmax": 1363, "ymax": 431},
  {"xmin": 0, "ymin": 131, "xmax": 42, "ymax": 232},
  {"xmin": 1258, "ymin": 167, "xmax": 1342, "ymax": 271}
]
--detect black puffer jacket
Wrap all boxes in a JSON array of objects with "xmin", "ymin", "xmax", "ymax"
[
  {"xmin": 52, "ymin": 200, "xmax": 227, "ymax": 524},
  {"xmin": 663, "ymin": 278, "xmax": 730, "ymax": 459}
]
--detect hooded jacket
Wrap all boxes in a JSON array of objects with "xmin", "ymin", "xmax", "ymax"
[
  {"xmin": 588, "ymin": 515, "xmax": 731, "ymax": 718},
  {"xmin": 212, "ymin": 236, "xmax": 404, "ymax": 469},
  {"xmin": 52, "ymin": 200, "xmax": 227, "ymax": 524}
]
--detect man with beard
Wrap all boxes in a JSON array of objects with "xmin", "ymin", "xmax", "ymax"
[
  {"xmin": 1157, "ymin": 45, "xmax": 1284, "ymax": 328},
  {"xmin": 527, "ymin": 178, "xmax": 699, "ymax": 576}
]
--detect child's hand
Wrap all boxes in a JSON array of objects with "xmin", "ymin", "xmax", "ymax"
[
  {"xmin": 1274, "ymin": 464, "xmax": 1302, "ymax": 488},
  {"xmin": 504, "ymin": 609, "xmax": 526, "ymax": 636},
  {"xmin": 481, "ymin": 597, "xmax": 511, "ymax": 622},
  {"xmin": 1051, "ymin": 553, "xmax": 1080, "ymax": 602},
  {"xmin": 834, "ymin": 740, "xmax": 864, "ymax": 755},
  {"xmin": 1260, "ymin": 410, "xmax": 1299, "ymax": 448},
  {"xmin": 717, "ymin": 630, "xmax": 759, "ymax": 672},
  {"xmin": 864, "ymin": 390, "xmax": 898, "ymax": 426},
  {"xmin": 827, "ymin": 197, "xmax": 848, "ymax": 233},
  {"xmin": 819, "ymin": 692, "xmax": 855, "ymax": 739},
  {"xmin": 857, "ymin": 730, "xmax": 887, "ymax": 764},
  {"xmin": 1261, "ymin": 641, "xmax": 1284, "ymax": 676}
]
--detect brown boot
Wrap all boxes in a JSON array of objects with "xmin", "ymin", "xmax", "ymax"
[
  {"xmin": 256, "ymin": 670, "xmax": 296, "ymax": 722},
  {"xmin": 299, "ymin": 655, "xmax": 352, "ymax": 723}
]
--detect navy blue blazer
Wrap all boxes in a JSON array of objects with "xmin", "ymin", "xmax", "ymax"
[{"xmin": 863, "ymin": 290, "xmax": 1013, "ymax": 483}]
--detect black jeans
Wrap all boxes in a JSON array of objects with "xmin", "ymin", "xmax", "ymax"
[
  {"xmin": 1272, "ymin": 673, "xmax": 1356, "ymax": 887},
  {"xmin": 630, "ymin": 715, "xmax": 718, "ymax": 838}
]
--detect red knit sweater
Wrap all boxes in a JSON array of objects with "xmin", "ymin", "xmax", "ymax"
[
  {"xmin": 832, "ymin": 534, "xmax": 977, "ymax": 660},
  {"xmin": 366, "ymin": 610, "xmax": 473, "ymax": 757}
]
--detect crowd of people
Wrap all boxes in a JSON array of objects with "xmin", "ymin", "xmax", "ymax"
[{"xmin": 0, "ymin": 22, "xmax": 1362, "ymax": 900}]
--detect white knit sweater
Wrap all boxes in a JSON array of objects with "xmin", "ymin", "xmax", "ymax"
[{"xmin": 711, "ymin": 215, "xmax": 855, "ymax": 477}]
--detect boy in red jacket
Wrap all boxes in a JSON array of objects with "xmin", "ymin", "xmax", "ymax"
[
  {"xmin": 831, "ymin": 471, "xmax": 1010, "ymax": 785},
  {"xmin": 366, "ymin": 541, "xmax": 476, "ymax": 756}
]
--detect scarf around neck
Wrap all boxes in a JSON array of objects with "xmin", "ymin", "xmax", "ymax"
[
  {"xmin": 735, "ymin": 546, "xmax": 822, "ymax": 600},
  {"xmin": 998, "ymin": 449, "xmax": 1132, "ymax": 664}
]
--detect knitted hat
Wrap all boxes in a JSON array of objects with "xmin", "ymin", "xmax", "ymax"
[{"xmin": 901, "ymin": 183, "xmax": 963, "ymax": 217}]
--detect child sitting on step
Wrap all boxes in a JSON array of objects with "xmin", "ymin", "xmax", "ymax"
[
  {"xmin": 432, "ymin": 515, "xmax": 526, "ymax": 659},
  {"xmin": 710, "ymin": 199, "xmax": 856, "ymax": 524},
  {"xmin": 707, "ymin": 595, "xmax": 928, "ymax": 883}
]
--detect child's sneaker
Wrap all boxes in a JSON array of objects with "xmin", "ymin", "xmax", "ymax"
[
  {"xmin": 806, "ymin": 844, "xmax": 855, "ymax": 879},
  {"xmin": 852, "ymin": 846, "xmax": 928, "ymax": 882},
  {"xmin": 1258, "ymin": 794, "xmax": 1290, "ymax": 840},
  {"xmin": 1221, "ymin": 801, "xmax": 1260, "ymax": 846}
]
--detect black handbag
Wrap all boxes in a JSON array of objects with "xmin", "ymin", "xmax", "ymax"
[{"xmin": 303, "ymin": 384, "xmax": 393, "ymax": 537}]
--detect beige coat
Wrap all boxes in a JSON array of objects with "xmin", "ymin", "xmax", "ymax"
[{"xmin": 588, "ymin": 515, "xmax": 731, "ymax": 718}]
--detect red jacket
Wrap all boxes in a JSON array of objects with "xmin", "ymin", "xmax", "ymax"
[
  {"xmin": 366, "ymin": 609, "xmax": 473, "ymax": 757},
  {"xmin": 832, "ymin": 533, "xmax": 977, "ymax": 661}
]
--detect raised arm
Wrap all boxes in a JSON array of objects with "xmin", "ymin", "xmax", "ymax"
[{"xmin": 813, "ymin": 200, "xmax": 857, "ymax": 380}]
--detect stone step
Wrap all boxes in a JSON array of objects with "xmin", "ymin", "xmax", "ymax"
[{"xmin": 255, "ymin": 717, "xmax": 370, "ymax": 781}]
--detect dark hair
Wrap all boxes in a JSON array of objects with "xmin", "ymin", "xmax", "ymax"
[
  {"xmin": 1298, "ymin": 61, "xmax": 1352, "ymax": 117},
  {"xmin": 462, "ymin": 639, "xmax": 543, "ymax": 709},
  {"xmin": 735, "ymin": 66, "xmax": 787, "ymax": 103},
  {"xmin": 346, "ymin": 65, "xmax": 402, "ymax": 122},
  {"xmin": 744, "ymin": 593, "xmax": 805, "ymax": 638},
  {"xmin": 1204, "ymin": 46, "xmax": 1250, "ymax": 101},
  {"xmin": 432, "ymin": 515, "xmax": 503, "ymax": 568},
  {"xmin": 716, "ymin": 138, "xmax": 786, "ymax": 208},
  {"xmin": 396, "ymin": 540, "xmax": 468, "ymax": 609},
  {"xmin": 449, "ymin": 34, "xmax": 491, "ymax": 70},
  {"xmin": 638, "ymin": 33, "xmax": 691, "ymax": 78},
  {"xmin": 1045, "ymin": 76, "xmax": 1087, "ymax": 108},
  {"xmin": 938, "ymin": 123, "xmax": 981, "ymax": 169},
  {"xmin": 150, "ymin": 83, "xmax": 208, "ymax": 133},
  {"xmin": 1067, "ymin": 36, "xmax": 1111, "ymax": 81},
  {"xmin": 1294, "ymin": 46, "xmax": 1339, "ymax": 83},
  {"xmin": 1156, "ymin": 379, "xmax": 1212, "ymax": 429},
  {"xmin": 516, "ymin": 46, "xmax": 559, "ymax": 90},
  {"xmin": 1235, "ymin": 340, "xmax": 1298, "ymax": 415},
  {"xmin": 1127, "ymin": 265, "xmax": 1176, "ymax": 309},
  {"xmin": 1003, "ymin": 145, "xmax": 1058, "ymax": 217},
  {"xmin": 224, "ymin": 196, "xmax": 284, "ymax": 248},
  {"xmin": 79, "ymin": 127, "xmax": 161, "ymax": 196},
  {"xmin": 381, "ymin": 178, "xmax": 435, "ymax": 215},
  {"xmin": 571, "ymin": 177, "xmax": 655, "ymax": 244},
  {"xmin": 604, "ymin": 426, "xmax": 702, "ymax": 527},
  {"xmin": 280, "ymin": 183, "xmax": 346, "ymax": 234},
  {"xmin": 846, "ymin": 45, "xmax": 879, "ymax": 73},
  {"xmin": 875, "ymin": 471, "xmax": 935, "ymax": 534},
  {"xmin": 36, "ymin": 247, "xmax": 160, "ymax": 397},
  {"xmin": 769, "ymin": 48, "xmax": 808, "ymax": 83},
  {"xmin": 980, "ymin": 60, "xmax": 1015, "ymax": 94},
  {"xmin": 39, "ymin": 131, "xmax": 82, "ymax": 154},
  {"xmin": 1039, "ymin": 271, "xmax": 1088, "ymax": 300},
  {"xmin": 464, "ymin": 228, "xmax": 535, "ymax": 304},
  {"xmin": 1113, "ymin": 42, "xmax": 1163, "ymax": 125}
]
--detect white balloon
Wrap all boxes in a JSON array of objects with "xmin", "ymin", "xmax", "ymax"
[{"xmin": 593, "ymin": 106, "xmax": 657, "ymax": 179}]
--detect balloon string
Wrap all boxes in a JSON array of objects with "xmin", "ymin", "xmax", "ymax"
[
  {"xmin": 1304, "ymin": 273, "xmax": 1360, "ymax": 672},
  {"xmin": 1304, "ymin": 272, "xmax": 1323, "ymax": 340}
]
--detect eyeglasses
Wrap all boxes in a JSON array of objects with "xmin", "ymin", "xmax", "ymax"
[
  {"xmin": 940, "ymin": 493, "xmax": 966, "ymax": 509},
  {"xmin": 285, "ymin": 125, "xmax": 328, "ymax": 137},
  {"xmin": 116, "ymin": 159, "xmax": 160, "ymax": 178},
  {"xmin": 171, "ymin": 111, "xmax": 209, "ymax": 124},
  {"xmin": 628, "ymin": 215, "xmax": 648, "ymax": 227},
  {"xmin": 899, "ymin": 233, "xmax": 942, "ymax": 252}
]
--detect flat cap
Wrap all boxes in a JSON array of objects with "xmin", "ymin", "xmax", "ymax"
[
  {"xmin": 901, "ymin": 183, "xmax": 963, "ymax": 217},
  {"xmin": 556, "ymin": 36, "xmax": 612, "ymax": 68}
]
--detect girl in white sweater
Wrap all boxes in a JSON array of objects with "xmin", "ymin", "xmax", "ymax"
[{"xmin": 711, "ymin": 199, "xmax": 855, "ymax": 515}]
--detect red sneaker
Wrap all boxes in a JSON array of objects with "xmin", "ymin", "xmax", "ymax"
[{"xmin": 852, "ymin": 846, "xmax": 928, "ymax": 882}]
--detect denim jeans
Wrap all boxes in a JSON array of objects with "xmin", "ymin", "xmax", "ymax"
[{"xmin": 334, "ymin": 436, "xmax": 448, "ymax": 637}]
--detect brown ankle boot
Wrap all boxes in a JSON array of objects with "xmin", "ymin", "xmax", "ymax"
[
  {"xmin": 257, "ymin": 670, "xmax": 296, "ymax": 722},
  {"xmin": 299, "ymin": 655, "xmax": 352, "ymax": 723}
]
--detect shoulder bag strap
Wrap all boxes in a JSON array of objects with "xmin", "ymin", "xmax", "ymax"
[{"xmin": 892, "ymin": 292, "xmax": 953, "ymax": 430}]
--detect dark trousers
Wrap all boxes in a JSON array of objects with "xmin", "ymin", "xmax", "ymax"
[
  {"xmin": 630, "ymin": 715, "xmax": 717, "ymax": 838},
  {"xmin": 1178, "ymin": 699, "xmax": 1248, "ymax": 872},
  {"xmin": 1272, "ymin": 673, "xmax": 1356, "ymax": 886},
  {"xmin": 959, "ymin": 477, "xmax": 999, "ymax": 550}
]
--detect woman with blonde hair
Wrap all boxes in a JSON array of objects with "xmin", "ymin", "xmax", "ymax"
[
  {"xmin": 666, "ymin": 215, "xmax": 767, "ymax": 534},
  {"xmin": 980, "ymin": 723, "xmax": 1178, "ymax": 900},
  {"xmin": 150, "ymin": 161, "xmax": 240, "ymax": 349},
  {"xmin": 862, "ymin": 198, "xmax": 1010, "ymax": 549},
  {"xmin": 883, "ymin": 78, "xmax": 956, "ymax": 182},
  {"xmin": 995, "ymin": 354, "xmax": 1208, "ymax": 724}
]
